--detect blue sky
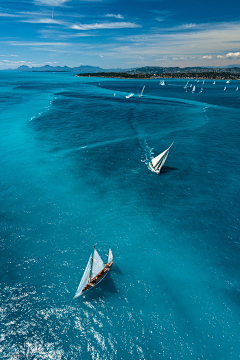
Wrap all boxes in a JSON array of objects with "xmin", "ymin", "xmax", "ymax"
[{"xmin": 0, "ymin": 0, "xmax": 240, "ymax": 69}]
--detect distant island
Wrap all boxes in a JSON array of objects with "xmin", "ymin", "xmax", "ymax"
[{"xmin": 3, "ymin": 64, "xmax": 240, "ymax": 80}]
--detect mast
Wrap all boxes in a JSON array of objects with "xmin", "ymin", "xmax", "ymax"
[{"xmin": 89, "ymin": 246, "xmax": 95, "ymax": 282}]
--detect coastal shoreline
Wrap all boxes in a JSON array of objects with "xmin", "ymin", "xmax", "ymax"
[{"xmin": 76, "ymin": 71, "xmax": 240, "ymax": 81}]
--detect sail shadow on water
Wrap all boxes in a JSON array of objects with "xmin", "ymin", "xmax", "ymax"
[{"xmin": 159, "ymin": 165, "xmax": 179, "ymax": 174}]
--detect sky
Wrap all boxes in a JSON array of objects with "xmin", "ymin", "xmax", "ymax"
[{"xmin": 0, "ymin": 0, "xmax": 240, "ymax": 69}]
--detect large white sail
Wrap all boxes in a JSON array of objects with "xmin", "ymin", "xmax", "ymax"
[
  {"xmin": 107, "ymin": 247, "xmax": 113, "ymax": 264},
  {"xmin": 151, "ymin": 149, "xmax": 168, "ymax": 168},
  {"xmin": 139, "ymin": 86, "xmax": 145, "ymax": 97},
  {"xmin": 151, "ymin": 143, "xmax": 173, "ymax": 170},
  {"xmin": 73, "ymin": 255, "xmax": 92, "ymax": 299},
  {"xmin": 91, "ymin": 250, "xmax": 105, "ymax": 280}
]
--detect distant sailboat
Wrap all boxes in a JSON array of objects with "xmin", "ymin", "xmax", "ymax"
[
  {"xmin": 160, "ymin": 80, "xmax": 165, "ymax": 86},
  {"xmin": 190, "ymin": 84, "xmax": 192, "ymax": 88},
  {"xmin": 236, "ymin": 87, "xmax": 239, "ymax": 91},
  {"xmin": 126, "ymin": 93, "xmax": 134, "ymax": 99},
  {"xmin": 149, "ymin": 143, "xmax": 173, "ymax": 174},
  {"xmin": 202, "ymin": 81, "xmax": 204, "ymax": 85},
  {"xmin": 226, "ymin": 80, "xmax": 230, "ymax": 84},
  {"xmin": 192, "ymin": 86, "xmax": 196, "ymax": 93},
  {"xmin": 73, "ymin": 246, "xmax": 113, "ymax": 299},
  {"xmin": 139, "ymin": 85, "xmax": 145, "ymax": 97},
  {"xmin": 184, "ymin": 81, "xmax": 189, "ymax": 89},
  {"xmin": 199, "ymin": 88, "xmax": 203, "ymax": 93},
  {"xmin": 224, "ymin": 86, "xmax": 226, "ymax": 91},
  {"xmin": 213, "ymin": 81, "xmax": 215, "ymax": 84}
]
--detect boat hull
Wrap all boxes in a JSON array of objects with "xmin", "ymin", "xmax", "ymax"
[
  {"xmin": 81, "ymin": 262, "xmax": 113, "ymax": 295},
  {"xmin": 148, "ymin": 162, "xmax": 160, "ymax": 174}
]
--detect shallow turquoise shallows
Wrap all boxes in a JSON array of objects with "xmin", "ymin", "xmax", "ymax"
[{"xmin": 0, "ymin": 72, "xmax": 240, "ymax": 359}]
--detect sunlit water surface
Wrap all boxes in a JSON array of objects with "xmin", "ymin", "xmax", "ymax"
[{"xmin": 0, "ymin": 72, "xmax": 240, "ymax": 359}]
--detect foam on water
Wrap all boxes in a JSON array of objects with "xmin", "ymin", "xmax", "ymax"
[{"xmin": 0, "ymin": 73, "xmax": 240, "ymax": 359}]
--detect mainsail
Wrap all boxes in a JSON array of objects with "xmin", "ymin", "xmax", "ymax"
[
  {"xmin": 192, "ymin": 86, "xmax": 195, "ymax": 92},
  {"xmin": 151, "ymin": 143, "xmax": 173, "ymax": 171},
  {"xmin": 107, "ymin": 247, "xmax": 113, "ymax": 264},
  {"xmin": 139, "ymin": 86, "xmax": 145, "ymax": 97},
  {"xmin": 73, "ymin": 255, "xmax": 92, "ymax": 299},
  {"xmin": 91, "ymin": 249, "xmax": 105, "ymax": 280}
]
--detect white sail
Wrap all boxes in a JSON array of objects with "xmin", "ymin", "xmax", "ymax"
[
  {"xmin": 107, "ymin": 247, "xmax": 113, "ymax": 264},
  {"xmin": 236, "ymin": 87, "xmax": 238, "ymax": 91},
  {"xmin": 151, "ymin": 143, "xmax": 173, "ymax": 169},
  {"xmin": 160, "ymin": 80, "xmax": 165, "ymax": 85},
  {"xmin": 226, "ymin": 80, "xmax": 230, "ymax": 83},
  {"xmin": 73, "ymin": 255, "xmax": 92, "ymax": 299},
  {"xmin": 126, "ymin": 93, "xmax": 134, "ymax": 98},
  {"xmin": 213, "ymin": 81, "xmax": 215, "ymax": 84},
  {"xmin": 192, "ymin": 86, "xmax": 195, "ymax": 92},
  {"xmin": 91, "ymin": 250, "xmax": 105, "ymax": 280},
  {"xmin": 139, "ymin": 86, "xmax": 145, "ymax": 97},
  {"xmin": 224, "ymin": 87, "xmax": 226, "ymax": 90}
]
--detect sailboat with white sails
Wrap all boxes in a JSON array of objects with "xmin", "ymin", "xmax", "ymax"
[
  {"xmin": 148, "ymin": 143, "xmax": 174, "ymax": 174},
  {"xmin": 139, "ymin": 85, "xmax": 145, "ymax": 97},
  {"xmin": 73, "ymin": 246, "xmax": 113, "ymax": 299},
  {"xmin": 159, "ymin": 80, "xmax": 165, "ymax": 86},
  {"xmin": 192, "ymin": 86, "xmax": 196, "ymax": 93}
]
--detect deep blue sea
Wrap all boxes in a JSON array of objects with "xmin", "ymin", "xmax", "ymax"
[{"xmin": 0, "ymin": 72, "xmax": 240, "ymax": 359}]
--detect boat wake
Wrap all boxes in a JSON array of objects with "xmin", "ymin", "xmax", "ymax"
[{"xmin": 139, "ymin": 138, "xmax": 154, "ymax": 165}]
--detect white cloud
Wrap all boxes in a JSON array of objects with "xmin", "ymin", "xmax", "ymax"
[
  {"xmin": 71, "ymin": 22, "xmax": 141, "ymax": 30},
  {"xmin": 182, "ymin": 23, "xmax": 196, "ymax": 29},
  {"xmin": 226, "ymin": 52, "xmax": 240, "ymax": 58},
  {"xmin": 21, "ymin": 18, "xmax": 65, "ymax": 25},
  {"xmin": 217, "ymin": 55, "xmax": 224, "ymax": 58},
  {"xmin": 0, "ymin": 12, "xmax": 21, "ymax": 17},
  {"xmin": 34, "ymin": 0, "xmax": 69, "ymax": 5},
  {"xmin": 1, "ymin": 41, "xmax": 68, "ymax": 46},
  {"xmin": 202, "ymin": 55, "xmax": 212, "ymax": 59},
  {"xmin": 99, "ymin": 55, "xmax": 103, "ymax": 58},
  {"xmin": 105, "ymin": 14, "xmax": 124, "ymax": 19}
]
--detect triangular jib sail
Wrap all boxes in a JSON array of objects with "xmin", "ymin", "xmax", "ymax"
[
  {"xmin": 91, "ymin": 249, "xmax": 105, "ymax": 280},
  {"xmin": 151, "ymin": 143, "xmax": 173, "ymax": 171},
  {"xmin": 107, "ymin": 247, "xmax": 113, "ymax": 264},
  {"xmin": 73, "ymin": 255, "xmax": 92, "ymax": 299}
]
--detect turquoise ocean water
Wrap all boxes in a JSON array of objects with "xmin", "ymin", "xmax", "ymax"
[{"xmin": 0, "ymin": 72, "xmax": 240, "ymax": 359}]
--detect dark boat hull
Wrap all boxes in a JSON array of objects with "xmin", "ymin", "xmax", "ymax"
[{"xmin": 82, "ymin": 263, "xmax": 113, "ymax": 294}]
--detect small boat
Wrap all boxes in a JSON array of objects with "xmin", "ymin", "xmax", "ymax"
[
  {"xmin": 159, "ymin": 80, "xmax": 165, "ymax": 86},
  {"xmin": 73, "ymin": 246, "xmax": 113, "ymax": 299},
  {"xmin": 213, "ymin": 81, "xmax": 215, "ymax": 84},
  {"xmin": 224, "ymin": 86, "xmax": 226, "ymax": 91},
  {"xmin": 202, "ymin": 81, "xmax": 204, "ymax": 85},
  {"xmin": 190, "ymin": 84, "xmax": 192, "ymax": 88},
  {"xmin": 199, "ymin": 88, "xmax": 203, "ymax": 93},
  {"xmin": 139, "ymin": 85, "xmax": 145, "ymax": 97},
  {"xmin": 149, "ymin": 143, "xmax": 174, "ymax": 174},
  {"xmin": 226, "ymin": 80, "xmax": 230, "ymax": 84},
  {"xmin": 236, "ymin": 87, "xmax": 238, "ymax": 91},
  {"xmin": 126, "ymin": 93, "xmax": 134, "ymax": 99},
  {"xmin": 192, "ymin": 86, "xmax": 196, "ymax": 93}
]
